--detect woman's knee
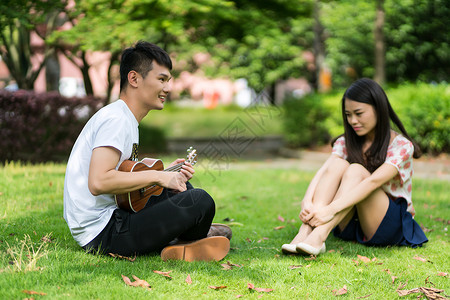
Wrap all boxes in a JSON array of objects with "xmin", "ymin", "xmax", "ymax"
[
  {"xmin": 342, "ymin": 163, "xmax": 370, "ymax": 182},
  {"xmin": 323, "ymin": 156, "xmax": 350, "ymax": 177}
]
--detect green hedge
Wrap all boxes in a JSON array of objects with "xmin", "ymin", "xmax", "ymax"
[
  {"xmin": 0, "ymin": 90, "xmax": 168, "ymax": 163},
  {"xmin": 282, "ymin": 82, "xmax": 450, "ymax": 154},
  {"xmin": 283, "ymin": 94, "xmax": 331, "ymax": 148},
  {"xmin": 389, "ymin": 82, "xmax": 449, "ymax": 154},
  {"xmin": 0, "ymin": 90, "xmax": 103, "ymax": 163}
]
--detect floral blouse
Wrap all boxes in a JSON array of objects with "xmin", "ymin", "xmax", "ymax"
[{"xmin": 332, "ymin": 134, "xmax": 415, "ymax": 216}]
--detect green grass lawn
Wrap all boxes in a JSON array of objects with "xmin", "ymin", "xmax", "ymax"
[
  {"xmin": 0, "ymin": 161, "xmax": 448, "ymax": 299},
  {"xmin": 141, "ymin": 103, "xmax": 284, "ymax": 138}
]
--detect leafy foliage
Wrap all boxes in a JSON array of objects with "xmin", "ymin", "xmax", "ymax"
[
  {"xmin": 388, "ymin": 82, "xmax": 450, "ymax": 154},
  {"xmin": 50, "ymin": 0, "xmax": 314, "ymax": 94},
  {"xmin": 201, "ymin": 0, "xmax": 314, "ymax": 92},
  {"xmin": 385, "ymin": 0, "xmax": 450, "ymax": 82},
  {"xmin": 321, "ymin": 0, "xmax": 450, "ymax": 87},
  {"xmin": 282, "ymin": 94, "xmax": 331, "ymax": 148},
  {"xmin": 0, "ymin": 0, "xmax": 66, "ymax": 89},
  {"xmin": 321, "ymin": 0, "xmax": 376, "ymax": 87}
]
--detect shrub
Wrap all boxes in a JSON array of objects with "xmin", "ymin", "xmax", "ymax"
[
  {"xmin": 388, "ymin": 82, "xmax": 450, "ymax": 154},
  {"xmin": 139, "ymin": 124, "xmax": 167, "ymax": 154},
  {"xmin": 0, "ymin": 90, "xmax": 103, "ymax": 163},
  {"xmin": 282, "ymin": 94, "xmax": 331, "ymax": 148}
]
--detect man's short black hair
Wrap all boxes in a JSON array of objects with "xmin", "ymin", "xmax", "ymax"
[{"xmin": 119, "ymin": 41, "xmax": 172, "ymax": 92}]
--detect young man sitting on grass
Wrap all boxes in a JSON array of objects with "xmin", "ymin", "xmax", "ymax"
[{"xmin": 63, "ymin": 41, "xmax": 231, "ymax": 261}]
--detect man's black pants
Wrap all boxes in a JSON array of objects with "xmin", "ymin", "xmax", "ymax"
[{"xmin": 83, "ymin": 183, "xmax": 215, "ymax": 256}]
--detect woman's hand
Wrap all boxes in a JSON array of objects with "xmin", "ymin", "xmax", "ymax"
[
  {"xmin": 299, "ymin": 200, "xmax": 313, "ymax": 224},
  {"xmin": 304, "ymin": 205, "xmax": 335, "ymax": 227}
]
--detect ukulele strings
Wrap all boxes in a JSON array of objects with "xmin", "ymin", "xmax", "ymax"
[
  {"xmin": 164, "ymin": 152, "xmax": 196, "ymax": 172},
  {"xmin": 164, "ymin": 162, "xmax": 184, "ymax": 172}
]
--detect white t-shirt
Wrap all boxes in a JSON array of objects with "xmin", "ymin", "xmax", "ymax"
[{"xmin": 63, "ymin": 100, "xmax": 139, "ymax": 247}]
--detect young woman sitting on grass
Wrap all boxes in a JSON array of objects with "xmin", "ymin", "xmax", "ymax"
[{"xmin": 282, "ymin": 78, "xmax": 428, "ymax": 255}]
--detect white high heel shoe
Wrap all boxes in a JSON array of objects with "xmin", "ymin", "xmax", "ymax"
[
  {"xmin": 281, "ymin": 243, "xmax": 299, "ymax": 254},
  {"xmin": 296, "ymin": 242, "xmax": 326, "ymax": 256}
]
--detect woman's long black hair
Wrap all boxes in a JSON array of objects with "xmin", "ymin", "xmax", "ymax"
[{"xmin": 334, "ymin": 78, "xmax": 421, "ymax": 173}]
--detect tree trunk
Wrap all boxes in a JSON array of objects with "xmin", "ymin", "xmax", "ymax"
[
  {"xmin": 374, "ymin": 0, "xmax": 386, "ymax": 85},
  {"xmin": 105, "ymin": 51, "xmax": 120, "ymax": 105},
  {"xmin": 80, "ymin": 51, "xmax": 94, "ymax": 96},
  {"xmin": 45, "ymin": 52, "xmax": 60, "ymax": 92},
  {"xmin": 313, "ymin": 0, "xmax": 328, "ymax": 92}
]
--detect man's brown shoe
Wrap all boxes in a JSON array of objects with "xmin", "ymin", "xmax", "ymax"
[
  {"xmin": 207, "ymin": 223, "xmax": 232, "ymax": 240},
  {"xmin": 160, "ymin": 236, "xmax": 230, "ymax": 262}
]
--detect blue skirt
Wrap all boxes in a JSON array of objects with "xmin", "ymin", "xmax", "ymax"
[{"xmin": 333, "ymin": 197, "xmax": 428, "ymax": 248}]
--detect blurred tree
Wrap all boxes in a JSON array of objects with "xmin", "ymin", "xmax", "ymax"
[
  {"xmin": 0, "ymin": 0, "xmax": 66, "ymax": 90},
  {"xmin": 374, "ymin": 0, "xmax": 386, "ymax": 85},
  {"xmin": 49, "ymin": 0, "xmax": 238, "ymax": 103},
  {"xmin": 321, "ymin": 0, "xmax": 449, "ymax": 87},
  {"xmin": 321, "ymin": 0, "xmax": 375, "ymax": 87},
  {"xmin": 50, "ymin": 0, "xmax": 314, "ymax": 104},
  {"xmin": 384, "ymin": 0, "xmax": 449, "ymax": 82},
  {"xmin": 201, "ymin": 0, "xmax": 314, "ymax": 102}
]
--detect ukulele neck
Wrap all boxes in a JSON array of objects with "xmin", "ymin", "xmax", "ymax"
[{"xmin": 164, "ymin": 162, "xmax": 184, "ymax": 172}]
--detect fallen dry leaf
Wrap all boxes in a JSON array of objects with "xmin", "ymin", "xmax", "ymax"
[
  {"xmin": 278, "ymin": 215, "xmax": 285, "ymax": 222},
  {"xmin": 413, "ymin": 255, "xmax": 430, "ymax": 263},
  {"xmin": 209, "ymin": 285, "xmax": 227, "ymax": 290},
  {"xmin": 305, "ymin": 255, "xmax": 317, "ymax": 261},
  {"xmin": 236, "ymin": 295, "xmax": 243, "ymax": 298},
  {"xmin": 396, "ymin": 280, "xmax": 408, "ymax": 291},
  {"xmin": 22, "ymin": 290, "xmax": 46, "ymax": 296},
  {"xmin": 397, "ymin": 286, "xmax": 446, "ymax": 299},
  {"xmin": 437, "ymin": 272, "xmax": 448, "ymax": 277},
  {"xmin": 357, "ymin": 255, "xmax": 371, "ymax": 263},
  {"xmin": 289, "ymin": 265, "xmax": 303, "ymax": 269},
  {"xmin": 273, "ymin": 226, "xmax": 285, "ymax": 230},
  {"xmin": 41, "ymin": 235, "xmax": 55, "ymax": 243},
  {"xmin": 356, "ymin": 294, "xmax": 372, "ymax": 299},
  {"xmin": 248, "ymin": 282, "xmax": 274, "ymax": 293},
  {"xmin": 332, "ymin": 285, "xmax": 348, "ymax": 296},
  {"xmin": 433, "ymin": 217, "xmax": 450, "ymax": 224},
  {"xmin": 109, "ymin": 253, "xmax": 136, "ymax": 262},
  {"xmin": 121, "ymin": 275, "xmax": 151, "ymax": 290},
  {"xmin": 421, "ymin": 226, "xmax": 434, "ymax": 233},
  {"xmin": 184, "ymin": 274, "xmax": 192, "ymax": 285},
  {"xmin": 153, "ymin": 270, "xmax": 172, "ymax": 279},
  {"xmin": 221, "ymin": 261, "xmax": 242, "ymax": 270},
  {"xmin": 391, "ymin": 276, "xmax": 398, "ymax": 284}
]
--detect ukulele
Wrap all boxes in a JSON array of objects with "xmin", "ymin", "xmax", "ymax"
[{"xmin": 115, "ymin": 147, "xmax": 198, "ymax": 213}]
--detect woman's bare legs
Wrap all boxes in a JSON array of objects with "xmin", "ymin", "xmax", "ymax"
[
  {"xmin": 301, "ymin": 163, "xmax": 390, "ymax": 249},
  {"xmin": 289, "ymin": 157, "xmax": 350, "ymax": 244}
]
